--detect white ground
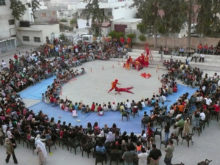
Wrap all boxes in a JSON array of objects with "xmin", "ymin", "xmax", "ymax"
[{"xmin": 61, "ymin": 60, "xmax": 165, "ymax": 105}]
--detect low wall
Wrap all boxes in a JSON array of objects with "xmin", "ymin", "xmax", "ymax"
[{"xmin": 137, "ymin": 37, "xmax": 220, "ymax": 49}]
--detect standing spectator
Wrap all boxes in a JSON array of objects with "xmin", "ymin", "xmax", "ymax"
[
  {"xmin": 35, "ymin": 136, "xmax": 47, "ymax": 165},
  {"xmin": 183, "ymin": 118, "xmax": 191, "ymax": 136},
  {"xmin": 138, "ymin": 147, "xmax": 149, "ymax": 165},
  {"xmin": 199, "ymin": 53, "xmax": 205, "ymax": 62},
  {"xmin": 148, "ymin": 144, "xmax": 162, "ymax": 165},
  {"xmin": 122, "ymin": 144, "xmax": 137, "ymax": 165},
  {"xmin": 5, "ymin": 138, "xmax": 18, "ymax": 164},
  {"xmin": 164, "ymin": 122, "xmax": 170, "ymax": 143},
  {"xmin": 164, "ymin": 140, "xmax": 174, "ymax": 165}
]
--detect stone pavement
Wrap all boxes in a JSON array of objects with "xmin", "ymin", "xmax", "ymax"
[{"xmin": 0, "ymin": 121, "xmax": 219, "ymax": 165}]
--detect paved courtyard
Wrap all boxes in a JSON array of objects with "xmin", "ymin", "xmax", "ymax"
[
  {"xmin": 0, "ymin": 47, "xmax": 220, "ymax": 165},
  {"xmin": 0, "ymin": 120, "xmax": 219, "ymax": 165}
]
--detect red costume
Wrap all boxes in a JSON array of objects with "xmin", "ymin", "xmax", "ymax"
[
  {"xmin": 124, "ymin": 56, "xmax": 133, "ymax": 69},
  {"xmin": 145, "ymin": 43, "xmax": 150, "ymax": 55},
  {"xmin": 108, "ymin": 79, "xmax": 120, "ymax": 93},
  {"xmin": 115, "ymin": 86, "xmax": 134, "ymax": 94},
  {"xmin": 141, "ymin": 73, "xmax": 151, "ymax": 79}
]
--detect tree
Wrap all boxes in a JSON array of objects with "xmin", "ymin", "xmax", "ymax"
[
  {"xmin": 159, "ymin": 0, "xmax": 187, "ymax": 46},
  {"xmin": 59, "ymin": 33, "xmax": 67, "ymax": 41},
  {"xmin": 108, "ymin": 31, "xmax": 124, "ymax": 39},
  {"xmin": 70, "ymin": 18, "xmax": 77, "ymax": 25},
  {"xmin": 160, "ymin": 0, "xmax": 187, "ymax": 34},
  {"xmin": 139, "ymin": 34, "xmax": 146, "ymax": 42},
  {"xmin": 132, "ymin": 0, "xmax": 187, "ymax": 48},
  {"xmin": 196, "ymin": 0, "xmax": 220, "ymax": 37},
  {"xmin": 131, "ymin": 0, "xmax": 163, "ymax": 48},
  {"xmin": 83, "ymin": 0, "xmax": 108, "ymax": 36},
  {"xmin": 60, "ymin": 19, "xmax": 68, "ymax": 22},
  {"xmin": 10, "ymin": 0, "xmax": 26, "ymax": 20},
  {"xmin": 27, "ymin": 0, "xmax": 40, "ymax": 19}
]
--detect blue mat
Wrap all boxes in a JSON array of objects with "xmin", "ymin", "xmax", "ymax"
[
  {"xmin": 23, "ymin": 84, "xmax": 197, "ymax": 134},
  {"xmin": 19, "ymin": 76, "xmax": 56, "ymax": 100}
]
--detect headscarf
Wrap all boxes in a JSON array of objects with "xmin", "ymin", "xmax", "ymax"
[{"xmin": 35, "ymin": 135, "xmax": 47, "ymax": 158}]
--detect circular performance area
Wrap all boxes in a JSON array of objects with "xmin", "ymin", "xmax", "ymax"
[
  {"xmin": 20, "ymin": 57, "xmax": 196, "ymax": 134},
  {"xmin": 60, "ymin": 60, "xmax": 165, "ymax": 104}
]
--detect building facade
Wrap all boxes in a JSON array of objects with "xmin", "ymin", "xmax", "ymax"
[{"xmin": 0, "ymin": 0, "xmax": 16, "ymax": 53}]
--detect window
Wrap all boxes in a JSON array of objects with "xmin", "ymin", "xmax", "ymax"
[
  {"xmin": 0, "ymin": 0, "xmax": 6, "ymax": 6},
  {"xmin": 23, "ymin": 36, "xmax": 30, "ymax": 41},
  {"xmin": 34, "ymin": 37, "xmax": 41, "ymax": 42},
  {"xmin": 8, "ymin": 19, "xmax": 15, "ymax": 25}
]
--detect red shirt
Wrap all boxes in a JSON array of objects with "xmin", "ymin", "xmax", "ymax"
[{"xmin": 213, "ymin": 104, "xmax": 220, "ymax": 112}]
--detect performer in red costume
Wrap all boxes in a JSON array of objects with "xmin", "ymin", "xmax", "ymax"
[
  {"xmin": 145, "ymin": 42, "xmax": 153, "ymax": 62},
  {"xmin": 143, "ymin": 54, "xmax": 149, "ymax": 67},
  {"xmin": 145, "ymin": 43, "xmax": 150, "ymax": 55},
  {"xmin": 115, "ymin": 86, "xmax": 134, "ymax": 94},
  {"xmin": 124, "ymin": 56, "xmax": 133, "ymax": 69},
  {"xmin": 108, "ymin": 79, "xmax": 120, "ymax": 93}
]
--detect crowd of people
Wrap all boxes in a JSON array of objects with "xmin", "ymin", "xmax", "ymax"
[
  {"xmin": 0, "ymin": 38, "xmax": 220, "ymax": 165},
  {"xmin": 197, "ymin": 42, "xmax": 220, "ymax": 55}
]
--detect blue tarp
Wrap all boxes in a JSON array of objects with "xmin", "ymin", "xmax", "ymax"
[{"xmin": 20, "ymin": 81, "xmax": 197, "ymax": 133}]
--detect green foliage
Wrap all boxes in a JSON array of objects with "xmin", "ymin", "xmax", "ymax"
[
  {"xmin": 196, "ymin": 0, "xmax": 220, "ymax": 36},
  {"xmin": 10, "ymin": 0, "xmax": 26, "ymax": 20},
  {"xmin": 159, "ymin": 0, "xmax": 187, "ymax": 35},
  {"xmin": 108, "ymin": 31, "xmax": 124, "ymax": 39},
  {"xmin": 131, "ymin": 0, "xmax": 162, "ymax": 35},
  {"xmin": 137, "ymin": 23, "xmax": 147, "ymax": 34},
  {"xmin": 27, "ymin": 0, "xmax": 40, "ymax": 19},
  {"xmin": 139, "ymin": 34, "xmax": 146, "ymax": 42},
  {"xmin": 132, "ymin": 0, "xmax": 187, "ymax": 36},
  {"xmin": 59, "ymin": 33, "xmax": 67, "ymax": 41},
  {"xmin": 32, "ymin": 0, "xmax": 40, "ymax": 18},
  {"xmin": 127, "ymin": 33, "xmax": 136, "ymax": 39},
  {"xmin": 60, "ymin": 19, "xmax": 68, "ymax": 22},
  {"xmin": 83, "ymin": 0, "xmax": 108, "ymax": 36},
  {"xmin": 70, "ymin": 18, "xmax": 77, "ymax": 25}
]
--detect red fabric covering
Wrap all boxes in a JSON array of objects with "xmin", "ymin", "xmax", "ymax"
[
  {"xmin": 115, "ymin": 86, "xmax": 134, "ymax": 94},
  {"xmin": 141, "ymin": 73, "xmax": 151, "ymax": 79}
]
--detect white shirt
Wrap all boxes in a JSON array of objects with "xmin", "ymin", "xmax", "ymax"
[
  {"xmin": 125, "ymin": 101, "xmax": 131, "ymax": 109},
  {"xmin": 7, "ymin": 130, "xmax": 12, "ymax": 139},
  {"xmin": 1, "ymin": 61, "xmax": 6, "ymax": 68},
  {"xmin": 205, "ymin": 98, "xmax": 212, "ymax": 106},
  {"xmin": 112, "ymin": 104, "xmax": 117, "ymax": 111},
  {"xmin": 2, "ymin": 124, "xmax": 7, "ymax": 134},
  {"xmin": 141, "ymin": 101, "xmax": 145, "ymax": 108},
  {"xmin": 200, "ymin": 112, "xmax": 206, "ymax": 121},
  {"xmin": 138, "ymin": 152, "xmax": 149, "ymax": 165}
]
